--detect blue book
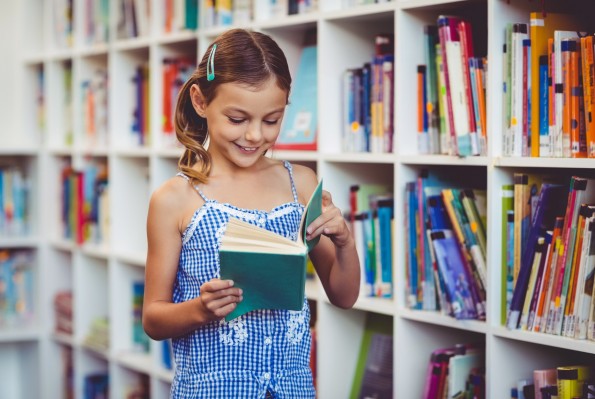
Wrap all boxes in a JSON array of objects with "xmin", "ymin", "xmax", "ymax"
[
  {"xmin": 431, "ymin": 229, "xmax": 478, "ymax": 320},
  {"xmin": 276, "ymin": 45, "xmax": 318, "ymax": 150},
  {"xmin": 539, "ymin": 55, "xmax": 550, "ymax": 156},
  {"xmin": 405, "ymin": 182, "xmax": 420, "ymax": 309},
  {"xmin": 376, "ymin": 198, "xmax": 393, "ymax": 298}
]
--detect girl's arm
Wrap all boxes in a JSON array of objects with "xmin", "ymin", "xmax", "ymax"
[
  {"xmin": 294, "ymin": 167, "xmax": 361, "ymax": 309},
  {"xmin": 143, "ymin": 180, "xmax": 242, "ymax": 340}
]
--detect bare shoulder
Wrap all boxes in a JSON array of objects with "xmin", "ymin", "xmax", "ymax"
[
  {"xmin": 289, "ymin": 163, "xmax": 319, "ymax": 204},
  {"xmin": 148, "ymin": 176, "xmax": 197, "ymax": 231},
  {"xmin": 150, "ymin": 176, "xmax": 188, "ymax": 209}
]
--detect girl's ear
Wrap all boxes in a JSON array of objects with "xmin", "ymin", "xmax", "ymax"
[{"xmin": 190, "ymin": 84, "xmax": 207, "ymax": 118}]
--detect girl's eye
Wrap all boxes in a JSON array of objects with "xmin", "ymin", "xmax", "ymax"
[
  {"xmin": 264, "ymin": 120, "xmax": 279, "ymax": 126},
  {"xmin": 228, "ymin": 117, "xmax": 245, "ymax": 124}
]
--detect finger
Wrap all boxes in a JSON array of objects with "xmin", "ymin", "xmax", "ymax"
[
  {"xmin": 321, "ymin": 190, "xmax": 333, "ymax": 208},
  {"xmin": 202, "ymin": 279, "xmax": 235, "ymax": 293},
  {"xmin": 204, "ymin": 294, "xmax": 243, "ymax": 314}
]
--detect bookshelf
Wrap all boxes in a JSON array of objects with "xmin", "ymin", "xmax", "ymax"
[{"xmin": 2, "ymin": 0, "xmax": 595, "ymax": 398}]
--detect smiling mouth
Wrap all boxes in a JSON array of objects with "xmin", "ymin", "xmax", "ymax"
[{"xmin": 235, "ymin": 143, "xmax": 259, "ymax": 153}]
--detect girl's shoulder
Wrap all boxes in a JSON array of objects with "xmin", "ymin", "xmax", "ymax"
[
  {"xmin": 149, "ymin": 174, "xmax": 202, "ymax": 216},
  {"xmin": 283, "ymin": 162, "xmax": 318, "ymax": 204}
]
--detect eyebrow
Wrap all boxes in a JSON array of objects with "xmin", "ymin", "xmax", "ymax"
[{"xmin": 224, "ymin": 107, "xmax": 286, "ymax": 116}]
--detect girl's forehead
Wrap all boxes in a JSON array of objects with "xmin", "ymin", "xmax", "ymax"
[{"xmin": 212, "ymin": 80, "xmax": 288, "ymax": 109}]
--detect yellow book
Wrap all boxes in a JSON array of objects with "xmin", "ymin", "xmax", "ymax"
[{"xmin": 557, "ymin": 365, "xmax": 590, "ymax": 399}]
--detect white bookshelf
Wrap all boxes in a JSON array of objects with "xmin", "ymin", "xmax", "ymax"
[{"xmin": 2, "ymin": 0, "xmax": 595, "ymax": 398}]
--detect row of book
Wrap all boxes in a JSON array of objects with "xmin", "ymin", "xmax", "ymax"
[
  {"xmin": 503, "ymin": 12, "xmax": 595, "ymax": 158},
  {"xmin": 84, "ymin": 373, "xmax": 108, "ymax": 399},
  {"xmin": 132, "ymin": 281, "xmax": 150, "ymax": 352},
  {"xmin": 54, "ymin": 281, "xmax": 149, "ymax": 352},
  {"xmin": 0, "ymin": 166, "xmax": 30, "ymax": 237},
  {"xmin": 202, "ymin": 0, "xmax": 253, "ymax": 28},
  {"xmin": 60, "ymin": 162, "xmax": 109, "ymax": 245},
  {"xmin": 83, "ymin": 316, "xmax": 109, "ymax": 352},
  {"xmin": 52, "ymin": 0, "xmax": 74, "ymax": 48},
  {"xmin": 54, "ymin": 290, "xmax": 73, "ymax": 335},
  {"xmin": 162, "ymin": 57, "xmax": 194, "ymax": 146},
  {"xmin": 405, "ymin": 171, "xmax": 487, "ymax": 320},
  {"xmin": 349, "ymin": 184, "xmax": 394, "ymax": 298},
  {"xmin": 0, "ymin": 250, "xmax": 34, "ymax": 327},
  {"xmin": 81, "ymin": 68, "xmax": 109, "ymax": 148},
  {"xmin": 505, "ymin": 175, "xmax": 595, "ymax": 341},
  {"xmin": 342, "ymin": 34, "xmax": 394, "ymax": 153},
  {"xmin": 117, "ymin": 0, "xmax": 151, "ymax": 39},
  {"xmin": 163, "ymin": 0, "xmax": 199, "ymax": 33},
  {"xmin": 418, "ymin": 17, "xmax": 487, "ymax": 157},
  {"xmin": 130, "ymin": 64, "xmax": 150, "ymax": 146},
  {"xmin": 423, "ymin": 343, "xmax": 484, "ymax": 399},
  {"xmin": 513, "ymin": 365, "xmax": 592, "ymax": 399},
  {"xmin": 82, "ymin": 0, "xmax": 109, "ymax": 45}
]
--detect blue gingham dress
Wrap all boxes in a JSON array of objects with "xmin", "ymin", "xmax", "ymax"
[{"xmin": 171, "ymin": 161, "xmax": 315, "ymax": 399}]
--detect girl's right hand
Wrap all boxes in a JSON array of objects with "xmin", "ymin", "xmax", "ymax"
[{"xmin": 198, "ymin": 279, "xmax": 243, "ymax": 321}]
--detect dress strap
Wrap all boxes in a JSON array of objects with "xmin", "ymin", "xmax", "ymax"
[
  {"xmin": 283, "ymin": 161, "xmax": 299, "ymax": 203},
  {"xmin": 176, "ymin": 172, "xmax": 209, "ymax": 202}
]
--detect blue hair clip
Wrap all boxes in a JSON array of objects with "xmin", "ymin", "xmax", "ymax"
[{"xmin": 207, "ymin": 44, "xmax": 217, "ymax": 81}]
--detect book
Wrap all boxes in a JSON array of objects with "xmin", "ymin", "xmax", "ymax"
[
  {"xmin": 447, "ymin": 348, "xmax": 484, "ymax": 399},
  {"xmin": 219, "ymin": 180, "xmax": 323, "ymax": 321},
  {"xmin": 534, "ymin": 368, "xmax": 557, "ymax": 399},
  {"xmin": 529, "ymin": 12, "xmax": 578, "ymax": 157},
  {"xmin": 557, "ymin": 365, "xmax": 590, "ymax": 399},
  {"xmin": 349, "ymin": 313, "xmax": 393, "ymax": 399},
  {"xmin": 507, "ymin": 182, "xmax": 567, "ymax": 330},
  {"xmin": 276, "ymin": 43, "xmax": 318, "ymax": 150}
]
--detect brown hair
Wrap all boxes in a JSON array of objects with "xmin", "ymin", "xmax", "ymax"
[{"xmin": 175, "ymin": 29, "xmax": 292, "ymax": 184}]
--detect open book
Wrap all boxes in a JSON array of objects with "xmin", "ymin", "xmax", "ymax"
[{"xmin": 219, "ymin": 180, "xmax": 323, "ymax": 321}]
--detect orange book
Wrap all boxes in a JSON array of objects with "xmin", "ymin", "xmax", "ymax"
[
  {"xmin": 569, "ymin": 39, "xmax": 586, "ymax": 158},
  {"xmin": 563, "ymin": 204, "xmax": 588, "ymax": 337},
  {"xmin": 533, "ymin": 217, "xmax": 564, "ymax": 332},
  {"xmin": 475, "ymin": 58, "xmax": 487, "ymax": 149},
  {"xmin": 581, "ymin": 35, "xmax": 595, "ymax": 157},
  {"xmin": 529, "ymin": 12, "xmax": 579, "ymax": 157}
]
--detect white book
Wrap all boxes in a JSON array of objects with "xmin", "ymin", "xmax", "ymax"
[{"xmin": 510, "ymin": 24, "xmax": 528, "ymax": 157}]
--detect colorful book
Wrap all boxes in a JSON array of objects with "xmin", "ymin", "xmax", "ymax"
[
  {"xmin": 529, "ymin": 12, "xmax": 578, "ymax": 157},
  {"xmin": 219, "ymin": 180, "xmax": 322, "ymax": 321},
  {"xmin": 507, "ymin": 182, "xmax": 567, "ymax": 330}
]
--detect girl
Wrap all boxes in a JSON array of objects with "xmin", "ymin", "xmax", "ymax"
[{"xmin": 143, "ymin": 28, "xmax": 360, "ymax": 398}]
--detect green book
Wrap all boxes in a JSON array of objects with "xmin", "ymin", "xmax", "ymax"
[{"xmin": 219, "ymin": 180, "xmax": 323, "ymax": 321}]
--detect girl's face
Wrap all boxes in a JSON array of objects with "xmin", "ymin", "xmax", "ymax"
[{"xmin": 191, "ymin": 77, "xmax": 287, "ymax": 169}]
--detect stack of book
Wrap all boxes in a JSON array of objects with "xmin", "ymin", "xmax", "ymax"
[
  {"xmin": 405, "ymin": 170, "xmax": 487, "ymax": 319},
  {"xmin": 417, "ymin": 17, "xmax": 487, "ymax": 157},
  {"xmin": 505, "ymin": 175, "xmax": 595, "ymax": 341},
  {"xmin": 502, "ymin": 12, "xmax": 595, "ymax": 158}
]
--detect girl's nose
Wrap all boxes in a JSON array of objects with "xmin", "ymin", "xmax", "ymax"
[{"xmin": 245, "ymin": 122, "xmax": 263, "ymax": 142}]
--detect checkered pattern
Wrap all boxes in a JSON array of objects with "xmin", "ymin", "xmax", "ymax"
[{"xmin": 171, "ymin": 161, "xmax": 315, "ymax": 399}]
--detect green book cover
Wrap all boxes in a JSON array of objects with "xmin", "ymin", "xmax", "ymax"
[
  {"xmin": 349, "ymin": 313, "xmax": 393, "ymax": 399},
  {"xmin": 219, "ymin": 180, "xmax": 323, "ymax": 321}
]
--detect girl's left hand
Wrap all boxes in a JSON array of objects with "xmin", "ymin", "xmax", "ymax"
[{"xmin": 306, "ymin": 190, "xmax": 353, "ymax": 248}]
